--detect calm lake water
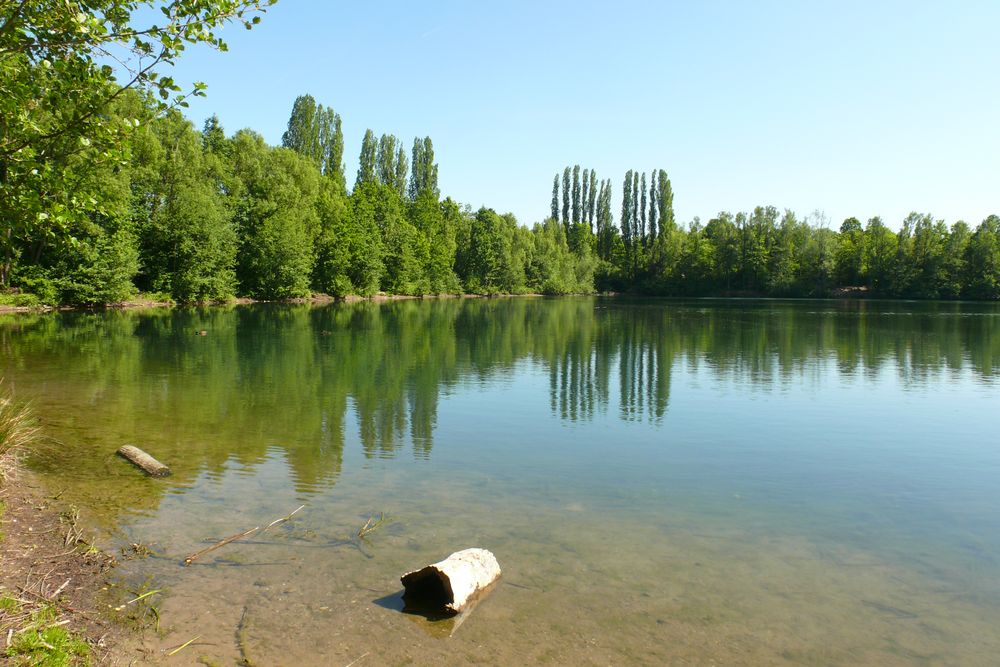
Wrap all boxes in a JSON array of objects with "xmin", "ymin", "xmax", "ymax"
[{"xmin": 3, "ymin": 298, "xmax": 999, "ymax": 665}]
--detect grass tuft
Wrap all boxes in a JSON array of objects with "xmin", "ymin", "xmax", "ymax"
[
  {"xmin": 0, "ymin": 379, "xmax": 40, "ymax": 464},
  {"xmin": 0, "ymin": 594, "xmax": 91, "ymax": 666}
]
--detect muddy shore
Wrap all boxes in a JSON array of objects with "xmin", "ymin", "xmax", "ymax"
[{"xmin": 0, "ymin": 455, "xmax": 145, "ymax": 665}]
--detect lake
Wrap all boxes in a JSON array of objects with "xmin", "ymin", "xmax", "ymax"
[{"xmin": 3, "ymin": 297, "xmax": 999, "ymax": 665}]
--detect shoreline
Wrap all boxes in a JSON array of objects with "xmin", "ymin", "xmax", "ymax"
[
  {"xmin": 0, "ymin": 291, "xmax": 554, "ymax": 315},
  {"xmin": 0, "ymin": 453, "xmax": 142, "ymax": 664},
  {"xmin": 3, "ymin": 290, "xmax": 997, "ymax": 315}
]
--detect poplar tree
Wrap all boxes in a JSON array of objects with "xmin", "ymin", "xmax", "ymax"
[
  {"xmin": 283, "ymin": 97, "xmax": 346, "ymax": 192},
  {"xmin": 394, "ymin": 145, "xmax": 409, "ymax": 198},
  {"xmin": 355, "ymin": 129, "xmax": 377, "ymax": 189},
  {"xmin": 282, "ymin": 94, "xmax": 320, "ymax": 162},
  {"xmin": 424, "ymin": 137, "xmax": 440, "ymax": 198},
  {"xmin": 640, "ymin": 172, "xmax": 648, "ymax": 244},
  {"xmin": 602, "ymin": 179, "xmax": 615, "ymax": 258},
  {"xmin": 595, "ymin": 180, "xmax": 608, "ymax": 257},
  {"xmin": 562, "ymin": 167, "xmax": 571, "ymax": 227},
  {"xmin": 551, "ymin": 175, "xmax": 560, "ymax": 221},
  {"xmin": 572, "ymin": 165, "xmax": 581, "ymax": 223},
  {"xmin": 631, "ymin": 171, "xmax": 640, "ymax": 243},
  {"xmin": 648, "ymin": 171, "xmax": 658, "ymax": 242},
  {"xmin": 621, "ymin": 170, "xmax": 634, "ymax": 250},
  {"xmin": 376, "ymin": 134, "xmax": 398, "ymax": 186},
  {"xmin": 581, "ymin": 169, "xmax": 590, "ymax": 225},
  {"xmin": 331, "ymin": 113, "xmax": 345, "ymax": 186},
  {"xmin": 318, "ymin": 107, "xmax": 345, "ymax": 190},
  {"xmin": 594, "ymin": 180, "xmax": 603, "ymax": 235},
  {"xmin": 657, "ymin": 170, "xmax": 674, "ymax": 236},
  {"xmin": 409, "ymin": 136, "xmax": 440, "ymax": 200},
  {"xmin": 588, "ymin": 170, "xmax": 598, "ymax": 229},
  {"xmin": 409, "ymin": 139, "xmax": 425, "ymax": 200}
]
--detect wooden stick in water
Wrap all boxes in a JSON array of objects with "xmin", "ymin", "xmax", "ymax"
[
  {"xmin": 262, "ymin": 504, "xmax": 305, "ymax": 533},
  {"xmin": 236, "ymin": 605, "xmax": 254, "ymax": 667},
  {"xmin": 183, "ymin": 527, "xmax": 260, "ymax": 566},
  {"xmin": 357, "ymin": 512, "xmax": 386, "ymax": 538},
  {"xmin": 183, "ymin": 505, "xmax": 305, "ymax": 565},
  {"xmin": 166, "ymin": 634, "xmax": 202, "ymax": 657}
]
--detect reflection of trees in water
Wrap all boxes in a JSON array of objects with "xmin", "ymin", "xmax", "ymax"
[{"xmin": 1, "ymin": 299, "xmax": 997, "ymax": 506}]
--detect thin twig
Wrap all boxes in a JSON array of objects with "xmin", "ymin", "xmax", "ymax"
[
  {"xmin": 344, "ymin": 651, "xmax": 370, "ymax": 667},
  {"xmin": 166, "ymin": 634, "xmax": 201, "ymax": 656},
  {"xmin": 236, "ymin": 605, "xmax": 254, "ymax": 667},
  {"xmin": 115, "ymin": 589, "xmax": 161, "ymax": 611},
  {"xmin": 357, "ymin": 512, "xmax": 386, "ymax": 539},
  {"xmin": 262, "ymin": 504, "xmax": 305, "ymax": 533},
  {"xmin": 184, "ymin": 505, "xmax": 306, "ymax": 565},
  {"xmin": 183, "ymin": 527, "xmax": 260, "ymax": 566},
  {"xmin": 49, "ymin": 578, "xmax": 70, "ymax": 600}
]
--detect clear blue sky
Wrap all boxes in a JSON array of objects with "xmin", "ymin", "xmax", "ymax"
[{"xmin": 167, "ymin": 0, "xmax": 999, "ymax": 230}]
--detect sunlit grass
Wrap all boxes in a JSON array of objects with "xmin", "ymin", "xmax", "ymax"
[{"xmin": 0, "ymin": 594, "xmax": 91, "ymax": 666}]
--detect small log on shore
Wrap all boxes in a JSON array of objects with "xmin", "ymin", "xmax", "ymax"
[
  {"xmin": 401, "ymin": 548, "xmax": 501, "ymax": 614},
  {"xmin": 116, "ymin": 445, "xmax": 171, "ymax": 477}
]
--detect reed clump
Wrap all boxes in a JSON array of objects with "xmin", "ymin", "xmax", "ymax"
[{"xmin": 0, "ymin": 379, "xmax": 40, "ymax": 470}]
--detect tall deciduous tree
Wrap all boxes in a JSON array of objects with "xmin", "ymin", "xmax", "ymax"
[
  {"xmin": 356, "ymin": 129, "xmax": 377, "ymax": 189},
  {"xmin": 376, "ymin": 134, "xmax": 398, "ymax": 187},
  {"xmin": 231, "ymin": 131, "xmax": 319, "ymax": 299},
  {"xmin": 409, "ymin": 137, "xmax": 439, "ymax": 200},
  {"xmin": 588, "ymin": 170, "xmax": 598, "ymax": 229},
  {"xmin": 964, "ymin": 215, "xmax": 1000, "ymax": 299},
  {"xmin": 631, "ymin": 171, "xmax": 640, "ymax": 244},
  {"xmin": 863, "ymin": 216, "xmax": 896, "ymax": 292},
  {"xmin": 656, "ymin": 170, "xmax": 674, "ymax": 237},
  {"xmin": 318, "ymin": 106, "xmax": 345, "ymax": 190},
  {"xmin": 281, "ymin": 95, "xmax": 319, "ymax": 161},
  {"xmin": 562, "ymin": 167, "xmax": 571, "ymax": 228},
  {"xmin": 836, "ymin": 217, "xmax": 864, "ymax": 286},
  {"xmin": 640, "ymin": 172, "xmax": 648, "ymax": 244},
  {"xmin": 282, "ymin": 95, "xmax": 345, "ymax": 190},
  {"xmin": 394, "ymin": 145, "xmax": 409, "ymax": 198},
  {"xmin": 572, "ymin": 165, "xmax": 581, "ymax": 223},
  {"xmin": 648, "ymin": 172, "xmax": 658, "ymax": 242},
  {"xmin": 551, "ymin": 174, "xmax": 560, "ymax": 221},
  {"xmin": 133, "ymin": 110, "xmax": 237, "ymax": 302},
  {"xmin": 621, "ymin": 170, "xmax": 634, "ymax": 251}
]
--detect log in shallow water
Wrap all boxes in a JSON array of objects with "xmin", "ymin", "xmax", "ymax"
[
  {"xmin": 116, "ymin": 445, "xmax": 171, "ymax": 477},
  {"xmin": 401, "ymin": 548, "xmax": 502, "ymax": 614}
]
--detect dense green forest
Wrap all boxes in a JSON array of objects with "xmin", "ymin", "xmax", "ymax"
[
  {"xmin": 2, "ymin": 1, "xmax": 999, "ymax": 306},
  {"xmin": 3, "ymin": 84, "xmax": 596, "ymax": 304}
]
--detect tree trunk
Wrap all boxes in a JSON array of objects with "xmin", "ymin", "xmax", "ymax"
[{"xmin": 401, "ymin": 548, "xmax": 501, "ymax": 615}]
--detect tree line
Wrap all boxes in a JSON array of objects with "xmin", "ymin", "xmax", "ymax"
[
  {"xmin": 7, "ymin": 86, "xmax": 999, "ymax": 305},
  {"xmin": 3, "ymin": 91, "xmax": 595, "ymax": 305},
  {"xmin": 3, "ymin": 0, "xmax": 998, "ymax": 305},
  {"xmin": 549, "ymin": 165, "xmax": 1000, "ymax": 299}
]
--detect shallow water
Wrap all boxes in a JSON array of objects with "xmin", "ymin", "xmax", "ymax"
[{"xmin": 3, "ymin": 298, "xmax": 999, "ymax": 665}]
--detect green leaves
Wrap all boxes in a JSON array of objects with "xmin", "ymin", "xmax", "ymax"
[{"xmin": 0, "ymin": 0, "xmax": 275, "ymax": 288}]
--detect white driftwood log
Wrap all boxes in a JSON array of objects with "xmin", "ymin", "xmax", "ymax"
[
  {"xmin": 401, "ymin": 548, "xmax": 501, "ymax": 614},
  {"xmin": 117, "ymin": 445, "xmax": 171, "ymax": 477}
]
